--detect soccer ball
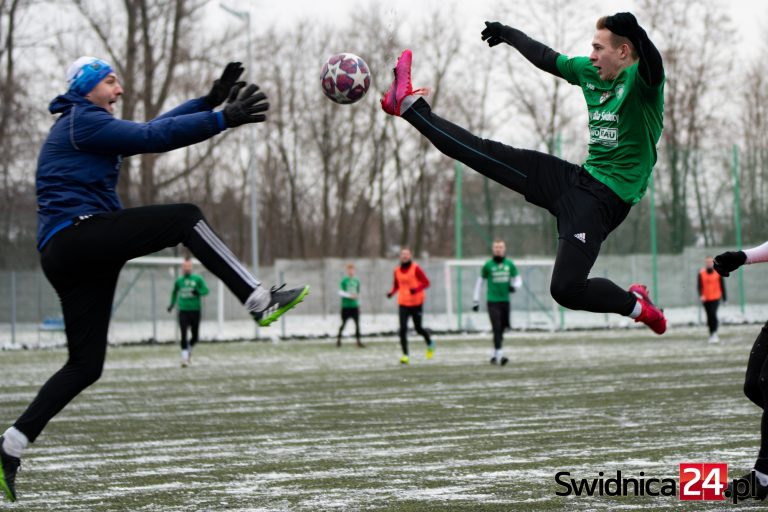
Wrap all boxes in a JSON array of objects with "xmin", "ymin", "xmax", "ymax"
[{"xmin": 320, "ymin": 53, "xmax": 371, "ymax": 104}]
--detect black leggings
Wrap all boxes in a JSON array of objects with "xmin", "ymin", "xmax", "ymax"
[
  {"xmin": 744, "ymin": 322, "xmax": 768, "ymax": 474},
  {"xmin": 338, "ymin": 308, "xmax": 361, "ymax": 342},
  {"xmin": 703, "ymin": 300, "xmax": 720, "ymax": 334},
  {"xmin": 16, "ymin": 204, "xmax": 261, "ymax": 442},
  {"xmin": 402, "ymin": 98, "xmax": 635, "ymax": 316},
  {"xmin": 179, "ymin": 310, "xmax": 201, "ymax": 350},
  {"xmin": 399, "ymin": 305, "xmax": 432, "ymax": 355},
  {"xmin": 488, "ymin": 301, "xmax": 510, "ymax": 350}
]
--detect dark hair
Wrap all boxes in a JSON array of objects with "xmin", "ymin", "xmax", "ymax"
[{"xmin": 596, "ymin": 16, "xmax": 638, "ymax": 59}]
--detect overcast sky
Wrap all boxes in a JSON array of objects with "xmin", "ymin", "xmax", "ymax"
[{"xmin": 209, "ymin": 0, "xmax": 766, "ymax": 61}]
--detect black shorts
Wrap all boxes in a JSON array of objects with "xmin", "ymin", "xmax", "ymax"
[
  {"xmin": 487, "ymin": 301, "xmax": 511, "ymax": 330},
  {"xmin": 526, "ymin": 166, "xmax": 631, "ymax": 261},
  {"xmin": 341, "ymin": 307, "xmax": 359, "ymax": 321}
]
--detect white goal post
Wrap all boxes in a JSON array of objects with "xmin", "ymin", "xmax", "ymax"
[
  {"xmin": 124, "ymin": 256, "xmax": 227, "ymax": 340},
  {"xmin": 444, "ymin": 258, "xmax": 557, "ymax": 332}
]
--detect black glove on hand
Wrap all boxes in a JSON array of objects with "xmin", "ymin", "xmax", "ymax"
[
  {"xmin": 386, "ymin": 291, "xmax": 394, "ymax": 299},
  {"xmin": 603, "ymin": 12, "xmax": 640, "ymax": 39},
  {"xmin": 472, "ymin": 302, "xmax": 480, "ymax": 312},
  {"xmin": 204, "ymin": 62, "xmax": 245, "ymax": 108},
  {"xmin": 481, "ymin": 21, "xmax": 512, "ymax": 47},
  {"xmin": 167, "ymin": 305, "xmax": 173, "ymax": 313},
  {"xmin": 223, "ymin": 84, "xmax": 269, "ymax": 127},
  {"xmin": 713, "ymin": 251, "xmax": 747, "ymax": 277},
  {"xmin": 509, "ymin": 285, "xmax": 516, "ymax": 294},
  {"xmin": 192, "ymin": 289, "xmax": 200, "ymax": 297}
]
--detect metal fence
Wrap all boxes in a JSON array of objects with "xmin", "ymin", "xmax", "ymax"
[{"xmin": 1, "ymin": 246, "xmax": 766, "ymax": 347}]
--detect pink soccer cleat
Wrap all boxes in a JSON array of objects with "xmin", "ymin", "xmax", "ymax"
[
  {"xmin": 629, "ymin": 283, "xmax": 667, "ymax": 335},
  {"xmin": 380, "ymin": 49, "xmax": 428, "ymax": 116}
]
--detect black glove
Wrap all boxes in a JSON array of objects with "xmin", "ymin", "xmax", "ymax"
[
  {"xmin": 509, "ymin": 285, "xmax": 516, "ymax": 294},
  {"xmin": 204, "ymin": 62, "xmax": 245, "ymax": 108},
  {"xmin": 481, "ymin": 21, "xmax": 512, "ymax": 47},
  {"xmin": 472, "ymin": 302, "xmax": 480, "ymax": 312},
  {"xmin": 713, "ymin": 251, "xmax": 747, "ymax": 277},
  {"xmin": 192, "ymin": 289, "xmax": 200, "ymax": 297},
  {"xmin": 410, "ymin": 288, "xmax": 417, "ymax": 295},
  {"xmin": 167, "ymin": 305, "xmax": 173, "ymax": 313},
  {"xmin": 222, "ymin": 84, "xmax": 269, "ymax": 127},
  {"xmin": 603, "ymin": 12, "xmax": 640, "ymax": 39},
  {"xmin": 386, "ymin": 291, "xmax": 394, "ymax": 299}
]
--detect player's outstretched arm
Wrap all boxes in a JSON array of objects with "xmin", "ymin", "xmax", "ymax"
[
  {"xmin": 74, "ymin": 83, "xmax": 267, "ymax": 156},
  {"xmin": 604, "ymin": 12, "xmax": 663, "ymax": 87},
  {"xmin": 481, "ymin": 21, "xmax": 562, "ymax": 78},
  {"xmin": 714, "ymin": 241, "xmax": 768, "ymax": 276}
]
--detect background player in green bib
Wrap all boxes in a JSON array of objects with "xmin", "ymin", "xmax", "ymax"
[
  {"xmin": 168, "ymin": 258, "xmax": 209, "ymax": 366},
  {"xmin": 472, "ymin": 240, "xmax": 522, "ymax": 365},
  {"xmin": 337, "ymin": 263, "xmax": 364, "ymax": 348},
  {"xmin": 381, "ymin": 12, "xmax": 667, "ymax": 335}
]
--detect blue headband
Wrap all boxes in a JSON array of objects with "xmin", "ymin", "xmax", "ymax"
[{"xmin": 68, "ymin": 59, "xmax": 114, "ymax": 96}]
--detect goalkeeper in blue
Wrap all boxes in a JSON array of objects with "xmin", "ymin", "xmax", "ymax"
[
  {"xmin": 472, "ymin": 240, "xmax": 522, "ymax": 365},
  {"xmin": 0, "ymin": 58, "xmax": 308, "ymax": 502}
]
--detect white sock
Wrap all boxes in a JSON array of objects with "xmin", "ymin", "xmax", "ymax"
[
  {"xmin": 755, "ymin": 469, "xmax": 768, "ymax": 487},
  {"xmin": 181, "ymin": 349, "xmax": 190, "ymax": 361},
  {"xmin": 245, "ymin": 286, "xmax": 271, "ymax": 313},
  {"xmin": 401, "ymin": 94, "xmax": 425, "ymax": 113},
  {"xmin": 494, "ymin": 349, "xmax": 502, "ymax": 360},
  {"xmin": 2, "ymin": 426, "xmax": 28, "ymax": 458},
  {"xmin": 628, "ymin": 299, "xmax": 642, "ymax": 319}
]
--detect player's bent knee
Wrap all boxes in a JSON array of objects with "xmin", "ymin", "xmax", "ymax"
[
  {"xmin": 175, "ymin": 203, "xmax": 204, "ymax": 223},
  {"xmin": 550, "ymin": 281, "xmax": 582, "ymax": 310}
]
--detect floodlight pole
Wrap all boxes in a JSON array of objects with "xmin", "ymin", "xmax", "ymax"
[
  {"xmin": 221, "ymin": 3, "xmax": 260, "ymax": 338},
  {"xmin": 220, "ymin": 3, "xmax": 259, "ymax": 288},
  {"xmin": 732, "ymin": 144, "xmax": 745, "ymax": 314}
]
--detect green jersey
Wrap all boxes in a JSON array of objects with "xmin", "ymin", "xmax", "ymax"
[
  {"xmin": 556, "ymin": 55, "xmax": 664, "ymax": 205},
  {"xmin": 481, "ymin": 258, "xmax": 519, "ymax": 303},
  {"xmin": 169, "ymin": 274, "xmax": 209, "ymax": 311},
  {"xmin": 340, "ymin": 276, "xmax": 361, "ymax": 309}
]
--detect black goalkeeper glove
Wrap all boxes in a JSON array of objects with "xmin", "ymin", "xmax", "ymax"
[
  {"xmin": 167, "ymin": 305, "xmax": 173, "ymax": 313},
  {"xmin": 204, "ymin": 62, "xmax": 245, "ymax": 108},
  {"xmin": 222, "ymin": 84, "xmax": 269, "ymax": 127},
  {"xmin": 509, "ymin": 285, "xmax": 516, "ymax": 294},
  {"xmin": 603, "ymin": 12, "xmax": 641, "ymax": 40},
  {"xmin": 192, "ymin": 289, "xmax": 200, "ymax": 297},
  {"xmin": 713, "ymin": 251, "xmax": 747, "ymax": 277},
  {"xmin": 481, "ymin": 21, "xmax": 513, "ymax": 47},
  {"xmin": 472, "ymin": 302, "xmax": 480, "ymax": 312}
]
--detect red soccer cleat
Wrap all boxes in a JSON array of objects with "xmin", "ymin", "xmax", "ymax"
[
  {"xmin": 629, "ymin": 283, "xmax": 667, "ymax": 335},
  {"xmin": 380, "ymin": 49, "xmax": 428, "ymax": 116}
]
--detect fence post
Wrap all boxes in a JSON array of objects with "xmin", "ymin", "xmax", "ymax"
[
  {"xmin": 455, "ymin": 161, "xmax": 463, "ymax": 331},
  {"xmin": 150, "ymin": 270, "xmax": 157, "ymax": 342},
  {"xmin": 650, "ymin": 173, "xmax": 659, "ymax": 304},
  {"xmin": 11, "ymin": 271, "xmax": 16, "ymax": 346}
]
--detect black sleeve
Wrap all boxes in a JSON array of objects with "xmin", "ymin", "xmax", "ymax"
[
  {"xmin": 721, "ymin": 276, "xmax": 727, "ymax": 302},
  {"xmin": 501, "ymin": 26, "xmax": 563, "ymax": 78},
  {"xmin": 628, "ymin": 26, "xmax": 664, "ymax": 87}
]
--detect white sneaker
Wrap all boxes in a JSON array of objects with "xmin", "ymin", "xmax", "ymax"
[{"xmin": 708, "ymin": 333, "xmax": 720, "ymax": 344}]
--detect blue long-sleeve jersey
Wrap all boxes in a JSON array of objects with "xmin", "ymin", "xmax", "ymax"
[{"xmin": 36, "ymin": 92, "xmax": 226, "ymax": 249}]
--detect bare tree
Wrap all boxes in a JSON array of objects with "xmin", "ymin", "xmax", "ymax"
[{"xmin": 638, "ymin": 0, "xmax": 734, "ymax": 252}]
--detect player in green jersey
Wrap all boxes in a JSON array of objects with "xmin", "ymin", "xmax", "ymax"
[
  {"xmin": 337, "ymin": 263, "xmax": 364, "ymax": 347},
  {"xmin": 472, "ymin": 240, "xmax": 522, "ymax": 365},
  {"xmin": 168, "ymin": 258, "xmax": 209, "ymax": 366},
  {"xmin": 381, "ymin": 12, "xmax": 667, "ymax": 335}
]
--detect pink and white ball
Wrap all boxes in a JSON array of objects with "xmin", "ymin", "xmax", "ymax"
[{"xmin": 320, "ymin": 53, "xmax": 371, "ymax": 104}]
